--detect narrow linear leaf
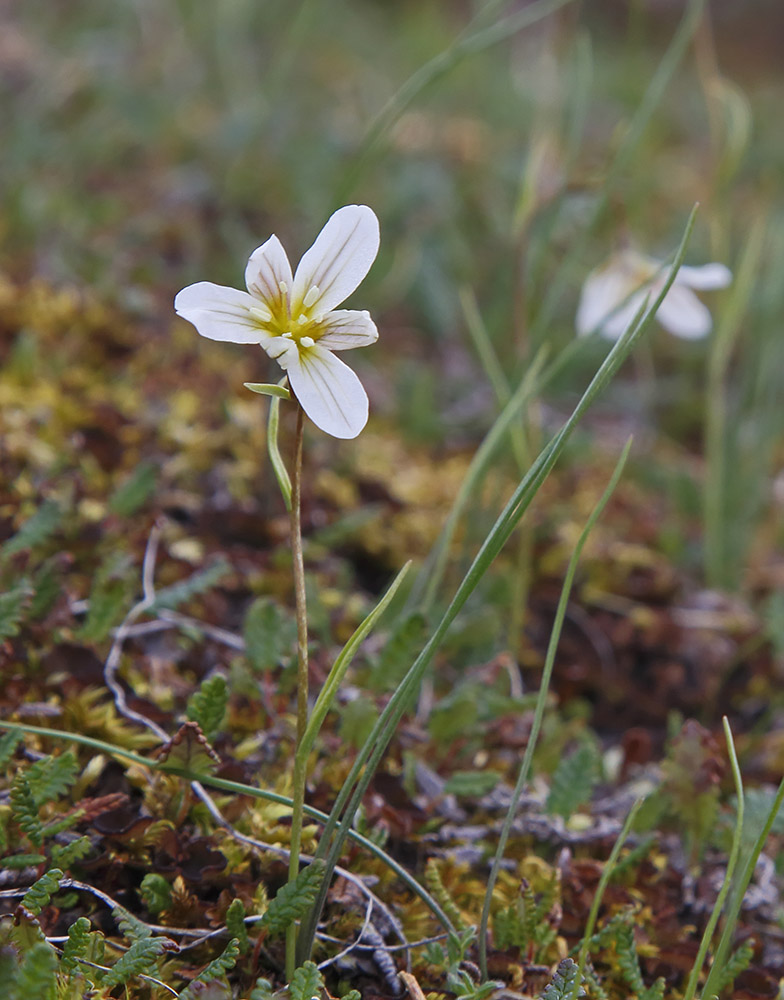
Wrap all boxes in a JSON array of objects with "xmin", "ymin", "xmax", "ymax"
[{"xmin": 244, "ymin": 382, "xmax": 292, "ymax": 399}]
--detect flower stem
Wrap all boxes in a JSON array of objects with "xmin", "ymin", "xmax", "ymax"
[{"xmin": 286, "ymin": 402, "xmax": 309, "ymax": 980}]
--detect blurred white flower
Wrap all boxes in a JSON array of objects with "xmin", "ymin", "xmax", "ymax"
[
  {"xmin": 576, "ymin": 248, "xmax": 731, "ymax": 341},
  {"xmin": 175, "ymin": 205, "xmax": 380, "ymax": 439}
]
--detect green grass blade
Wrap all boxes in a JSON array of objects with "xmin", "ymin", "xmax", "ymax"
[
  {"xmin": 478, "ymin": 436, "xmax": 633, "ymax": 977},
  {"xmin": 682, "ymin": 718, "xmax": 743, "ymax": 1000},
  {"xmin": 297, "ymin": 207, "xmax": 698, "ymax": 963}
]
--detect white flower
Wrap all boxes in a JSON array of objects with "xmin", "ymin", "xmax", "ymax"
[
  {"xmin": 576, "ymin": 248, "xmax": 731, "ymax": 341},
  {"xmin": 175, "ymin": 205, "xmax": 380, "ymax": 439}
]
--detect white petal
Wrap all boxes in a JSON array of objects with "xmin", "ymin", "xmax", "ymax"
[
  {"xmin": 598, "ymin": 293, "xmax": 649, "ymax": 341},
  {"xmin": 675, "ymin": 262, "xmax": 732, "ymax": 290},
  {"xmin": 316, "ymin": 309, "xmax": 378, "ymax": 350},
  {"xmin": 655, "ymin": 284, "xmax": 713, "ymax": 339},
  {"xmin": 291, "ymin": 205, "xmax": 380, "ymax": 314},
  {"xmin": 174, "ymin": 282, "xmax": 263, "ymax": 344},
  {"xmin": 244, "ymin": 234, "xmax": 294, "ymax": 315},
  {"xmin": 576, "ymin": 267, "xmax": 640, "ymax": 338},
  {"xmin": 287, "ymin": 344, "xmax": 369, "ymax": 439}
]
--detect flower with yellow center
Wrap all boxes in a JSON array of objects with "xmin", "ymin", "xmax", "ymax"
[
  {"xmin": 576, "ymin": 248, "xmax": 731, "ymax": 341},
  {"xmin": 175, "ymin": 205, "xmax": 380, "ymax": 438}
]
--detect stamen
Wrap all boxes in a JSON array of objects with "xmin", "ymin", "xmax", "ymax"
[
  {"xmin": 278, "ymin": 280, "xmax": 289, "ymax": 295},
  {"xmin": 249, "ymin": 305, "xmax": 272, "ymax": 323},
  {"xmin": 300, "ymin": 336, "xmax": 315, "ymax": 348},
  {"xmin": 281, "ymin": 331, "xmax": 293, "ymax": 339},
  {"xmin": 302, "ymin": 285, "xmax": 320, "ymax": 308},
  {"xmin": 297, "ymin": 315, "xmax": 308, "ymax": 325}
]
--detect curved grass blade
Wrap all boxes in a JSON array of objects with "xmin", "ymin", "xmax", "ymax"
[{"xmin": 477, "ymin": 436, "xmax": 632, "ymax": 977}]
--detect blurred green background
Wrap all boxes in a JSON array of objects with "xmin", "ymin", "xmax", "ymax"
[{"xmin": 1, "ymin": 0, "xmax": 782, "ymax": 590}]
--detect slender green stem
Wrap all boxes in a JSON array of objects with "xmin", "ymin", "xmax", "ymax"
[
  {"xmin": 478, "ymin": 437, "xmax": 632, "ymax": 978},
  {"xmin": 572, "ymin": 799, "xmax": 643, "ymax": 999},
  {"xmin": 700, "ymin": 766, "xmax": 784, "ymax": 997},
  {"xmin": 287, "ymin": 403, "xmax": 309, "ymax": 979},
  {"xmin": 682, "ymin": 717, "xmax": 743, "ymax": 1000}
]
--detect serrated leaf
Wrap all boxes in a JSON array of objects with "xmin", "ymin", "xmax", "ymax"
[
  {"xmin": 61, "ymin": 916, "xmax": 93, "ymax": 973},
  {"xmin": 0, "ymin": 500, "xmax": 60, "ymax": 564},
  {"xmin": 545, "ymin": 740, "xmax": 600, "ymax": 819},
  {"xmin": 139, "ymin": 873, "xmax": 172, "ymax": 916},
  {"xmin": 225, "ymin": 898, "xmax": 250, "ymax": 953},
  {"xmin": 22, "ymin": 869, "xmax": 63, "ymax": 916},
  {"xmin": 370, "ymin": 611, "xmax": 427, "ymax": 691},
  {"xmin": 11, "ymin": 772, "xmax": 43, "ymax": 848},
  {"xmin": 156, "ymin": 722, "xmax": 220, "ymax": 775},
  {"xmin": 77, "ymin": 575, "xmax": 131, "ymax": 642},
  {"xmin": 50, "ymin": 835, "xmax": 92, "ymax": 869},
  {"xmin": 114, "ymin": 905, "xmax": 153, "ymax": 942},
  {"xmin": 186, "ymin": 674, "xmax": 228, "ymax": 742},
  {"xmin": 260, "ymin": 860, "xmax": 325, "ymax": 937},
  {"xmin": 148, "ymin": 559, "xmax": 230, "ymax": 613},
  {"xmin": 539, "ymin": 958, "xmax": 585, "ymax": 1000},
  {"xmin": 0, "ymin": 729, "xmax": 21, "ymax": 768},
  {"xmin": 29, "ymin": 558, "xmax": 62, "ymax": 620},
  {"xmin": 14, "ymin": 940, "xmax": 57, "ymax": 999},
  {"xmin": 249, "ymin": 978, "xmax": 275, "ymax": 1000},
  {"xmin": 0, "ymin": 582, "xmax": 33, "ymax": 640},
  {"xmin": 102, "ymin": 937, "xmax": 170, "ymax": 988},
  {"xmin": 243, "ymin": 597, "xmax": 296, "ymax": 673},
  {"xmin": 178, "ymin": 939, "xmax": 240, "ymax": 999},
  {"xmin": 289, "ymin": 960, "xmax": 323, "ymax": 1000},
  {"xmin": 109, "ymin": 460, "xmax": 157, "ymax": 516},
  {"xmin": 26, "ymin": 751, "xmax": 79, "ymax": 806}
]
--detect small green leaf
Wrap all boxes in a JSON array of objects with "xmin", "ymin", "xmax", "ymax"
[
  {"xmin": 226, "ymin": 898, "xmax": 250, "ymax": 953},
  {"xmin": 0, "ymin": 582, "xmax": 33, "ymax": 640},
  {"xmin": 261, "ymin": 860, "xmax": 325, "ymax": 937},
  {"xmin": 140, "ymin": 873, "xmax": 173, "ymax": 915},
  {"xmin": 148, "ymin": 559, "xmax": 230, "ymax": 613},
  {"xmin": 545, "ymin": 740, "xmax": 601, "ymax": 819},
  {"xmin": 109, "ymin": 460, "xmax": 157, "ymax": 516},
  {"xmin": 243, "ymin": 597, "xmax": 296, "ymax": 673},
  {"xmin": 186, "ymin": 674, "xmax": 228, "ymax": 742},
  {"xmin": 244, "ymin": 382, "xmax": 292, "ymax": 399},
  {"xmin": 22, "ymin": 868, "xmax": 63, "ymax": 916},
  {"xmin": 289, "ymin": 960, "xmax": 324, "ymax": 1000},
  {"xmin": 0, "ymin": 500, "xmax": 60, "ymax": 564}
]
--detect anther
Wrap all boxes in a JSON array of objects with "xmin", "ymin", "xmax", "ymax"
[
  {"xmin": 249, "ymin": 305, "xmax": 272, "ymax": 323},
  {"xmin": 302, "ymin": 285, "xmax": 320, "ymax": 308},
  {"xmin": 300, "ymin": 336, "xmax": 315, "ymax": 348}
]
